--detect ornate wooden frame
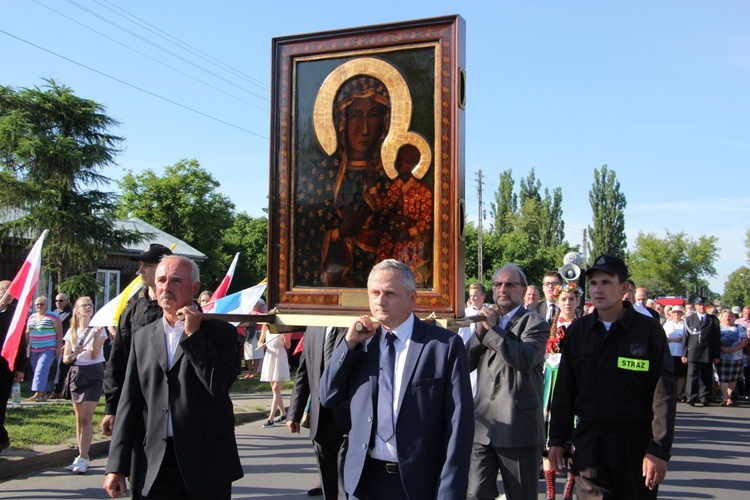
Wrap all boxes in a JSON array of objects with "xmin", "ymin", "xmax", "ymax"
[{"xmin": 268, "ymin": 15, "xmax": 466, "ymax": 317}]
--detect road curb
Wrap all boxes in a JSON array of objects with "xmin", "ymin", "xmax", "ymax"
[{"xmin": 0, "ymin": 410, "xmax": 264, "ymax": 481}]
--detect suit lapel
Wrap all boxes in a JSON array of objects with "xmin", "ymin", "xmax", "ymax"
[
  {"xmin": 149, "ymin": 322, "xmax": 170, "ymax": 374},
  {"xmin": 171, "ymin": 333, "xmax": 187, "ymax": 370},
  {"xmin": 397, "ymin": 315, "xmax": 425, "ymax": 411},
  {"xmin": 506, "ymin": 306, "xmax": 526, "ymax": 332}
]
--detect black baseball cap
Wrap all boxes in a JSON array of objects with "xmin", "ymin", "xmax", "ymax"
[
  {"xmin": 129, "ymin": 243, "xmax": 172, "ymax": 264},
  {"xmin": 585, "ymin": 254, "xmax": 629, "ymax": 279}
]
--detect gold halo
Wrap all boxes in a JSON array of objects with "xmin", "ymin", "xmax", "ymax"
[{"xmin": 313, "ymin": 57, "xmax": 431, "ymax": 179}]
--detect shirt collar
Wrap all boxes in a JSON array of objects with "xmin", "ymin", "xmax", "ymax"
[{"xmin": 384, "ymin": 314, "xmax": 414, "ymax": 344}]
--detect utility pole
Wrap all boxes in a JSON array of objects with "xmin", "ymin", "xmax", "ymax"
[
  {"xmin": 477, "ymin": 169, "xmax": 483, "ymax": 280},
  {"xmin": 582, "ymin": 228, "xmax": 587, "ymax": 267}
]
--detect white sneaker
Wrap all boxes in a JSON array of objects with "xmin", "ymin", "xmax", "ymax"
[
  {"xmin": 72, "ymin": 457, "xmax": 89, "ymax": 473},
  {"xmin": 66, "ymin": 455, "xmax": 81, "ymax": 471}
]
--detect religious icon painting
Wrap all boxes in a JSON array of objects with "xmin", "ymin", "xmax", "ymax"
[{"xmin": 268, "ymin": 15, "xmax": 466, "ymax": 317}]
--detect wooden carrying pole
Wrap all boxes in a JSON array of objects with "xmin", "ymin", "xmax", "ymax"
[{"xmin": 180, "ymin": 312, "xmax": 486, "ymax": 333}]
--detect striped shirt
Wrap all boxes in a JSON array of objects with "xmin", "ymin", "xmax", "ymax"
[{"xmin": 27, "ymin": 312, "xmax": 59, "ymax": 352}]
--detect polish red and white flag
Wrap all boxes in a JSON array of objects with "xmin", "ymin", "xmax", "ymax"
[
  {"xmin": 202, "ymin": 252, "xmax": 240, "ymax": 313},
  {"xmin": 1, "ymin": 229, "xmax": 48, "ymax": 372}
]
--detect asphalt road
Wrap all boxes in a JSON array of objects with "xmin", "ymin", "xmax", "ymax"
[{"xmin": 1, "ymin": 401, "xmax": 749, "ymax": 498}]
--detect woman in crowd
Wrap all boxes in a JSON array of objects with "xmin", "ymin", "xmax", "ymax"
[
  {"xmin": 717, "ymin": 309, "xmax": 747, "ymax": 406},
  {"xmin": 62, "ymin": 297, "xmax": 107, "ymax": 473},
  {"xmin": 26, "ymin": 295, "xmax": 62, "ymax": 402},
  {"xmin": 542, "ymin": 282, "xmax": 581, "ymax": 500},
  {"xmin": 198, "ymin": 290, "xmax": 212, "ymax": 308},
  {"xmin": 664, "ymin": 305, "xmax": 688, "ymax": 401},
  {"xmin": 257, "ymin": 323, "xmax": 290, "ymax": 427},
  {"xmin": 241, "ymin": 298, "xmax": 266, "ymax": 378}
]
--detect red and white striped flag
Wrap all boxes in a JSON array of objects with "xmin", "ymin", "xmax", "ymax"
[
  {"xmin": 202, "ymin": 253, "xmax": 239, "ymax": 313},
  {"xmin": 1, "ymin": 229, "xmax": 48, "ymax": 372}
]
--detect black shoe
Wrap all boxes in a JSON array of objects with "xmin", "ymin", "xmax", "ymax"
[
  {"xmin": 0, "ymin": 439, "xmax": 10, "ymax": 453},
  {"xmin": 687, "ymin": 400, "xmax": 696, "ymax": 407},
  {"xmin": 307, "ymin": 487, "xmax": 323, "ymax": 496},
  {"xmin": 261, "ymin": 419, "xmax": 274, "ymax": 428},
  {"xmin": 274, "ymin": 414, "xmax": 287, "ymax": 423},
  {"xmin": 701, "ymin": 401, "xmax": 710, "ymax": 407}
]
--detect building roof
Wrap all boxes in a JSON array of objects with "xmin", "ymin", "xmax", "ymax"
[
  {"xmin": 1, "ymin": 210, "xmax": 206, "ymax": 262},
  {"xmin": 113, "ymin": 217, "xmax": 206, "ymax": 262}
]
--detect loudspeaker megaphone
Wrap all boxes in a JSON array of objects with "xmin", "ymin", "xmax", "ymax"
[
  {"xmin": 559, "ymin": 263, "xmax": 581, "ymax": 283},
  {"xmin": 563, "ymin": 252, "xmax": 583, "ymax": 267}
]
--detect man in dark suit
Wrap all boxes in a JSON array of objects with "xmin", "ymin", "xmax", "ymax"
[
  {"xmin": 681, "ymin": 296, "xmax": 721, "ymax": 407},
  {"xmin": 102, "ymin": 243, "xmax": 172, "ymax": 499},
  {"xmin": 467, "ymin": 264, "xmax": 549, "ymax": 500},
  {"xmin": 529, "ymin": 271, "xmax": 563, "ymax": 324},
  {"xmin": 320, "ymin": 259, "xmax": 474, "ymax": 499},
  {"xmin": 102, "ymin": 243, "xmax": 172, "ymax": 437},
  {"xmin": 104, "ymin": 256, "xmax": 243, "ymax": 499},
  {"xmin": 288, "ymin": 326, "xmax": 350, "ymax": 499}
]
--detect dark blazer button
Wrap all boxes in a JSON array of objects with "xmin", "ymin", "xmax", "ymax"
[{"xmin": 161, "ymin": 437, "xmax": 167, "ymax": 443}]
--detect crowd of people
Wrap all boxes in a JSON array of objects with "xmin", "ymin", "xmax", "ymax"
[{"xmin": 2, "ymin": 247, "xmax": 749, "ymax": 499}]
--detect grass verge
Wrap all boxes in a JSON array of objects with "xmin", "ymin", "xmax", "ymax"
[{"xmin": 4, "ymin": 373, "xmax": 296, "ymax": 453}]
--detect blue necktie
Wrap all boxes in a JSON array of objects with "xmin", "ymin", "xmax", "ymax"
[{"xmin": 377, "ymin": 331, "xmax": 397, "ymax": 442}]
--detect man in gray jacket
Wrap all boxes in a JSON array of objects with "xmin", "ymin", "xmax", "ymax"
[{"xmin": 466, "ymin": 264, "xmax": 549, "ymax": 500}]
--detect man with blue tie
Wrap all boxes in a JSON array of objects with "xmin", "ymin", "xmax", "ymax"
[{"xmin": 320, "ymin": 259, "xmax": 474, "ymax": 499}]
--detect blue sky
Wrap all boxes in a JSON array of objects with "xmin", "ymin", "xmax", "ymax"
[{"xmin": 2, "ymin": 1, "xmax": 748, "ymax": 294}]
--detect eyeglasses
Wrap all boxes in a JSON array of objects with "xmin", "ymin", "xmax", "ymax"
[
  {"xmin": 492, "ymin": 281, "xmax": 522, "ymax": 289},
  {"xmin": 55, "ymin": 299, "xmax": 66, "ymax": 302},
  {"xmin": 542, "ymin": 282, "xmax": 560, "ymax": 288}
]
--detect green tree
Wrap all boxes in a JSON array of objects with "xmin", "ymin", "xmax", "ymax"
[
  {"xmin": 463, "ymin": 221, "xmax": 479, "ymax": 283},
  {"xmin": 489, "ymin": 169, "xmax": 516, "ymax": 234},
  {"xmin": 117, "ymin": 159, "xmax": 235, "ymax": 287},
  {"xmin": 0, "ymin": 79, "xmax": 138, "ymax": 296},
  {"xmin": 628, "ymin": 230, "xmax": 719, "ymax": 297},
  {"xmin": 540, "ymin": 187, "xmax": 565, "ymax": 246},
  {"xmin": 483, "ymin": 168, "xmax": 573, "ymax": 286},
  {"xmin": 722, "ymin": 266, "xmax": 750, "ymax": 308},
  {"xmin": 220, "ymin": 212, "xmax": 268, "ymax": 291},
  {"xmin": 587, "ymin": 164, "xmax": 627, "ymax": 260}
]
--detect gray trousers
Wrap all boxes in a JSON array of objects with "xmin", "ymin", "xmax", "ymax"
[{"xmin": 467, "ymin": 442, "xmax": 542, "ymax": 500}]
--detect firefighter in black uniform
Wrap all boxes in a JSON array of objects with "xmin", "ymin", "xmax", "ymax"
[
  {"xmin": 681, "ymin": 296, "xmax": 721, "ymax": 407},
  {"xmin": 548, "ymin": 255, "xmax": 676, "ymax": 499},
  {"xmin": 101, "ymin": 243, "xmax": 172, "ymax": 498}
]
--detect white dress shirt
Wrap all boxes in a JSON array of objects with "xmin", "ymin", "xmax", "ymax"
[{"xmin": 162, "ymin": 318, "xmax": 184, "ymax": 437}]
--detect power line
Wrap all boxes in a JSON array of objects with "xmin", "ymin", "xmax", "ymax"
[
  {"xmin": 62, "ymin": 0, "xmax": 269, "ymax": 102},
  {"xmin": 32, "ymin": 0, "xmax": 269, "ymax": 113},
  {"xmin": 0, "ymin": 29, "xmax": 269, "ymax": 139},
  {"xmin": 95, "ymin": 0, "xmax": 270, "ymax": 91}
]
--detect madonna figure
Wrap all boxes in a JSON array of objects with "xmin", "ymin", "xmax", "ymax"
[{"xmin": 295, "ymin": 75, "xmax": 394, "ymax": 287}]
